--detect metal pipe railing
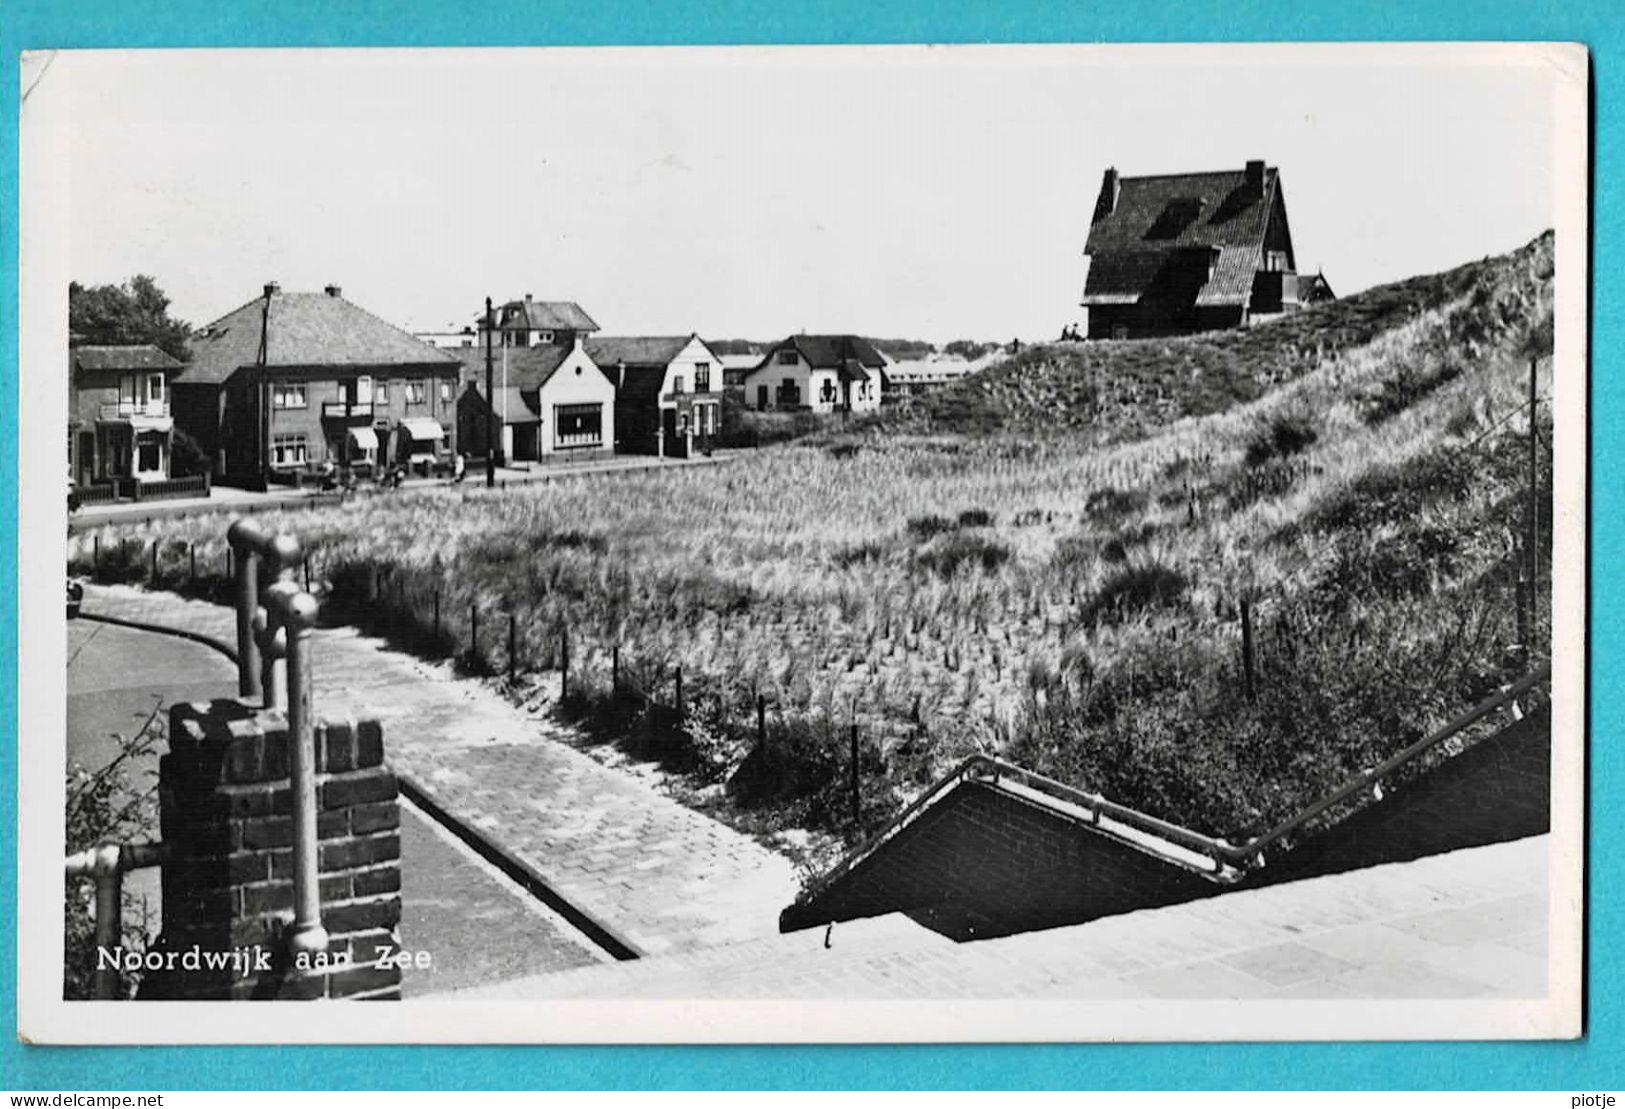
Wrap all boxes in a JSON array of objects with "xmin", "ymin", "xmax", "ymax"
[
  {"xmin": 64, "ymin": 841, "xmax": 170, "ymax": 999},
  {"xmin": 264, "ymin": 578, "xmax": 328, "ymax": 962}
]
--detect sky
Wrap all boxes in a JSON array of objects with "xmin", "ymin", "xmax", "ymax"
[{"xmin": 31, "ymin": 44, "xmax": 1566, "ymax": 344}]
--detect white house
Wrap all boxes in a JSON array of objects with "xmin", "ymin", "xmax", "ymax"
[
  {"xmin": 586, "ymin": 334, "xmax": 723, "ymax": 458},
  {"xmin": 454, "ymin": 339, "xmax": 616, "ymax": 461},
  {"xmin": 741, "ymin": 335, "xmax": 887, "ymax": 414}
]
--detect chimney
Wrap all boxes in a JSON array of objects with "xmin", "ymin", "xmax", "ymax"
[
  {"xmin": 1093, "ymin": 167, "xmax": 1121, "ymax": 222},
  {"xmin": 1245, "ymin": 160, "xmax": 1266, "ymax": 194},
  {"xmin": 324, "ymin": 284, "xmax": 342, "ymax": 298},
  {"xmin": 263, "ymin": 282, "xmax": 280, "ymax": 299}
]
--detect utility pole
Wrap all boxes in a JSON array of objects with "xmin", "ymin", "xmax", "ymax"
[
  {"xmin": 1526, "ymin": 356, "xmax": 1540, "ymax": 665},
  {"xmin": 485, "ymin": 296, "xmax": 496, "ymax": 489}
]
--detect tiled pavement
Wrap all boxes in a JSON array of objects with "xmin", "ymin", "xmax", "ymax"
[
  {"xmin": 81, "ymin": 584, "xmax": 800, "ymax": 957},
  {"xmin": 456, "ymin": 835, "xmax": 1549, "ymax": 1000}
]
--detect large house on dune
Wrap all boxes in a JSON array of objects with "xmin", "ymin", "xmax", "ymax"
[
  {"xmin": 1081, "ymin": 160, "xmax": 1331, "ymax": 339},
  {"xmin": 172, "ymin": 283, "xmax": 461, "ymax": 487}
]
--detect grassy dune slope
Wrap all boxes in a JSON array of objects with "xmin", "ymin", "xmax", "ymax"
[
  {"xmin": 72, "ymin": 233, "xmax": 1555, "ymax": 850},
  {"xmin": 874, "ymin": 237, "xmax": 1553, "ymax": 444}
]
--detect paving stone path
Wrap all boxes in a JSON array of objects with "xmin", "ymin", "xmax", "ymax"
[
  {"xmin": 82, "ymin": 583, "xmax": 800, "ymax": 958},
  {"xmin": 459, "ymin": 834, "xmax": 1549, "ymax": 1000}
]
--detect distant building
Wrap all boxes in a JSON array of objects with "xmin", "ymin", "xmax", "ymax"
[
  {"xmin": 172, "ymin": 283, "xmax": 460, "ymax": 487},
  {"xmin": 69, "ymin": 344, "xmax": 182, "ymax": 489},
  {"xmin": 586, "ymin": 335, "xmax": 723, "ymax": 458},
  {"xmin": 1081, "ymin": 160, "xmax": 1332, "ymax": 339},
  {"xmin": 453, "ymin": 339, "xmax": 616, "ymax": 462},
  {"xmin": 741, "ymin": 335, "xmax": 886, "ymax": 414},
  {"xmin": 414, "ymin": 326, "xmax": 480, "ymax": 350},
  {"xmin": 482, "ymin": 296, "xmax": 600, "ymax": 349},
  {"xmin": 719, "ymin": 353, "xmax": 763, "ymax": 396},
  {"xmin": 881, "ymin": 358, "xmax": 987, "ymax": 400}
]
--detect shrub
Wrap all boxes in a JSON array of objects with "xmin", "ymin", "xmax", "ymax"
[
  {"xmin": 65, "ymin": 705, "xmax": 163, "ymax": 999},
  {"xmin": 1244, "ymin": 409, "xmax": 1320, "ymax": 467},
  {"xmin": 905, "ymin": 514, "xmax": 958, "ymax": 541},
  {"xmin": 956, "ymin": 507, "xmax": 994, "ymax": 527},
  {"xmin": 1078, "ymin": 558, "xmax": 1189, "ymax": 626},
  {"xmin": 914, "ymin": 532, "xmax": 1011, "ymax": 578},
  {"xmin": 1363, "ymin": 361, "xmax": 1463, "ymax": 425}
]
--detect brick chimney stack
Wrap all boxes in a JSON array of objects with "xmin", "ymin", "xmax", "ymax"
[
  {"xmin": 1245, "ymin": 159, "xmax": 1266, "ymax": 194},
  {"xmin": 263, "ymin": 282, "xmax": 281, "ymax": 299},
  {"xmin": 1093, "ymin": 167, "xmax": 1121, "ymax": 223},
  {"xmin": 324, "ymin": 284, "xmax": 343, "ymax": 298}
]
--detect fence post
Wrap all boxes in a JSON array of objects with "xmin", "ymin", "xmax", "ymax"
[
  {"xmin": 93, "ymin": 535, "xmax": 101, "ymax": 577},
  {"xmin": 561, "ymin": 630, "xmax": 570, "ymax": 700},
  {"xmin": 850, "ymin": 722, "xmax": 861, "ymax": 827},
  {"xmin": 189, "ymin": 542, "xmax": 196, "ymax": 583},
  {"xmin": 150, "ymin": 539, "xmax": 159, "ymax": 585},
  {"xmin": 611, "ymin": 645, "xmax": 618, "ymax": 694},
  {"xmin": 433, "ymin": 590, "xmax": 441, "ymax": 649},
  {"xmin": 470, "ymin": 603, "xmax": 479, "ymax": 665},
  {"xmin": 303, "ymin": 553, "xmax": 311, "ymax": 593},
  {"xmin": 1240, "ymin": 597, "xmax": 1257, "ymax": 702},
  {"xmin": 508, "ymin": 609, "xmax": 518, "ymax": 680},
  {"xmin": 674, "ymin": 666, "xmax": 683, "ymax": 720},
  {"xmin": 757, "ymin": 694, "xmax": 767, "ymax": 751}
]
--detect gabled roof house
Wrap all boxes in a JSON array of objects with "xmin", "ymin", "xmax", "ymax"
[
  {"xmin": 453, "ymin": 339, "xmax": 616, "ymax": 462},
  {"xmin": 741, "ymin": 335, "xmax": 887, "ymax": 414},
  {"xmin": 172, "ymin": 283, "xmax": 460, "ymax": 487},
  {"xmin": 586, "ymin": 334, "xmax": 723, "ymax": 457},
  {"xmin": 1081, "ymin": 160, "xmax": 1331, "ymax": 339}
]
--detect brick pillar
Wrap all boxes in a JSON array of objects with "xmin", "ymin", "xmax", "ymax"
[{"xmin": 142, "ymin": 699, "xmax": 403, "ymax": 1000}]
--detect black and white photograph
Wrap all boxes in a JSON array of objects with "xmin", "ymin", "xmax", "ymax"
[{"xmin": 18, "ymin": 41, "xmax": 1586, "ymax": 1042}]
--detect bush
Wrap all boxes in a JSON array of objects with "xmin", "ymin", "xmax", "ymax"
[
  {"xmin": 65, "ymin": 705, "xmax": 163, "ymax": 999},
  {"xmin": 914, "ymin": 532, "xmax": 1011, "ymax": 578},
  {"xmin": 905, "ymin": 514, "xmax": 958, "ymax": 541},
  {"xmin": 170, "ymin": 428, "xmax": 212, "ymax": 478},
  {"xmin": 1244, "ymin": 410, "xmax": 1320, "ymax": 467},
  {"xmin": 1363, "ymin": 361, "xmax": 1463, "ymax": 425},
  {"xmin": 956, "ymin": 507, "xmax": 994, "ymax": 527},
  {"xmin": 1078, "ymin": 558, "xmax": 1189, "ymax": 626}
]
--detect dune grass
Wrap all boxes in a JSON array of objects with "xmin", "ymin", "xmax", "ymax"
[{"xmin": 71, "ymin": 233, "xmax": 1555, "ymax": 844}]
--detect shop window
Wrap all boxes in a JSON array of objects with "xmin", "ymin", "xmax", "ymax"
[{"xmin": 555, "ymin": 403, "xmax": 603, "ymax": 448}]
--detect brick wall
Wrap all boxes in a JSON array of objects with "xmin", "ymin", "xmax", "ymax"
[
  {"xmin": 783, "ymin": 707, "xmax": 1550, "ymax": 941},
  {"xmin": 141, "ymin": 699, "xmax": 403, "ymax": 1000},
  {"xmin": 780, "ymin": 781, "xmax": 1224, "ymax": 941}
]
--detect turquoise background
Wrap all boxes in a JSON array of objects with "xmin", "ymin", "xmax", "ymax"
[{"xmin": 2, "ymin": 0, "xmax": 1613, "ymax": 1090}]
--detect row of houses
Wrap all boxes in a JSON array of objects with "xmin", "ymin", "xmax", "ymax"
[{"xmin": 68, "ymin": 283, "xmax": 923, "ymax": 495}]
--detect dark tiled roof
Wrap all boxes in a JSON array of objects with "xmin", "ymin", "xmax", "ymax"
[
  {"xmin": 610, "ymin": 365, "xmax": 667, "ymax": 402},
  {"xmin": 72, "ymin": 345, "xmax": 183, "ymax": 372},
  {"xmin": 179, "ymin": 290, "xmax": 457, "ymax": 385},
  {"xmin": 502, "ymin": 299, "xmax": 599, "ymax": 333},
  {"xmin": 752, "ymin": 335, "xmax": 888, "ymax": 372},
  {"xmin": 585, "ymin": 336, "xmax": 701, "ymax": 368},
  {"xmin": 1084, "ymin": 166, "xmax": 1283, "ymax": 308},
  {"xmin": 451, "ymin": 343, "xmax": 572, "ymax": 392}
]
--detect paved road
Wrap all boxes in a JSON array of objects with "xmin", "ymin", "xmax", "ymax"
[
  {"xmin": 70, "ymin": 451, "xmax": 737, "ymax": 532},
  {"xmin": 80, "ymin": 584, "xmax": 801, "ymax": 958},
  {"xmin": 66, "ymin": 616, "xmax": 603, "ymax": 995},
  {"xmin": 460, "ymin": 834, "xmax": 1549, "ymax": 1001}
]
